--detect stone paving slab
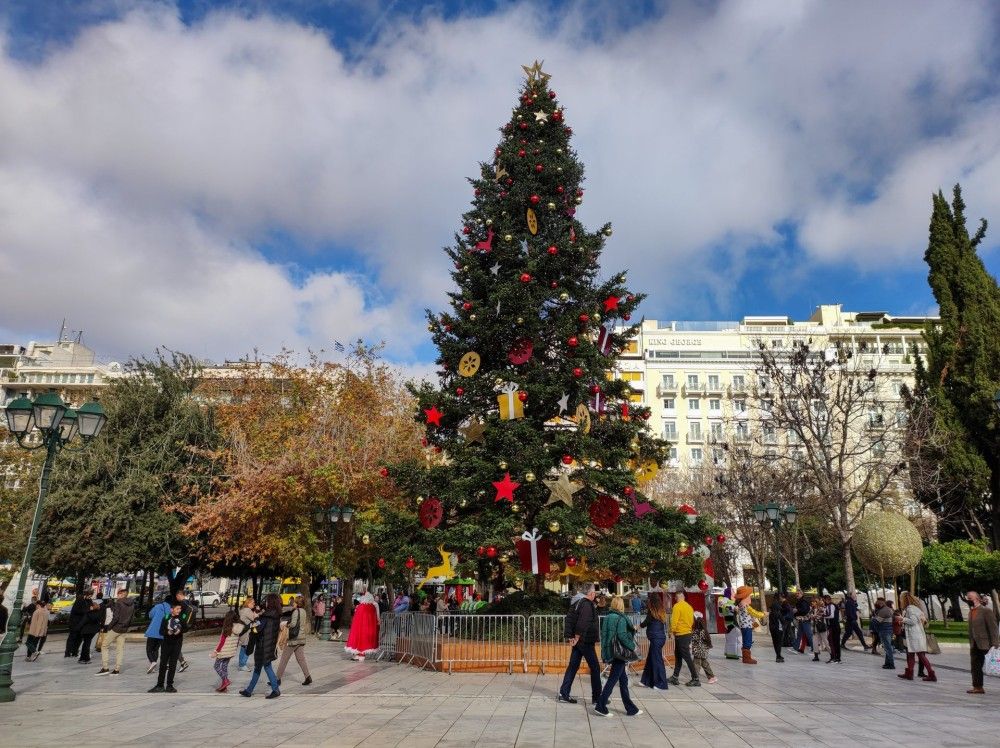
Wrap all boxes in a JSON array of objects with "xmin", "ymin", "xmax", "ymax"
[{"xmin": 1, "ymin": 634, "xmax": 997, "ymax": 747}]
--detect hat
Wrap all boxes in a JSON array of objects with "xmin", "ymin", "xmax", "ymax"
[
  {"xmin": 734, "ymin": 585, "xmax": 753, "ymax": 602},
  {"xmin": 693, "ymin": 611, "xmax": 704, "ymax": 619}
]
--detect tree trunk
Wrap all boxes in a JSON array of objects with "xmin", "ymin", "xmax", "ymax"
[
  {"xmin": 533, "ymin": 573, "xmax": 544, "ymax": 594},
  {"xmin": 990, "ymin": 460, "xmax": 1000, "ymax": 551},
  {"xmin": 841, "ymin": 542, "xmax": 857, "ymax": 594},
  {"xmin": 948, "ymin": 592, "xmax": 964, "ymax": 622}
]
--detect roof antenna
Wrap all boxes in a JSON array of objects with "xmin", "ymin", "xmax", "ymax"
[{"xmin": 58, "ymin": 318, "xmax": 67, "ymax": 342}]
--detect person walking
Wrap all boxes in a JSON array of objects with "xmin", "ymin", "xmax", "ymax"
[
  {"xmin": 25, "ymin": 600, "xmax": 50, "ymax": 661},
  {"xmin": 557, "ymin": 582, "xmax": 601, "ymax": 705},
  {"xmin": 210, "ymin": 610, "xmax": 243, "ymax": 693},
  {"xmin": 97, "ymin": 588, "xmax": 134, "ymax": 675},
  {"xmin": 823, "ymin": 594, "xmax": 841, "ymax": 663},
  {"xmin": 344, "ymin": 586, "xmax": 379, "ymax": 661},
  {"xmin": 237, "ymin": 596, "xmax": 259, "ymax": 671},
  {"xmin": 840, "ymin": 592, "xmax": 869, "ymax": 651},
  {"xmin": 331, "ymin": 595, "xmax": 344, "ymax": 641},
  {"xmin": 594, "ymin": 595, "xmax": 642, "ymax": 718},
  {"xmin": 966, "ymin": 590, "xmax": 1000, "ymax": 694},
  {"xmin": 77, "ymin": 599, "xmax": 103, "ymax": 664},
  {"xmin": 148, "ymin": 601, "xmax": 185, "ymax": 693},
  {"xmin": 638, "ymin": 592, "xmax": 668, "ymax": 690},
  {"xmin": 793, "ymin": 591, "xmax": 814, "ymax": 655},
  {"xmin": 734, "ymin": 586, "xmax": 765, "ymax": 664},
  {"xmin": 869, "ymin": 599, "xmax": 883, "ymax": 656},
  {"xmin": 240, "ymin": 593, "xmax": 282, "ymax": 699},
  {"xmin": 145, "ymin": 597, "xmax": 171, "ymax": 674},
  {"xmin": 768, "ymin": 593, "xmax": 787, "ymax": 663},
  {"xmin": 275, "ymin": 595, "xmax": 313, "ymax": 686},
  {"xmin": 810, "ymin": 598, "xmax": 829, "ymax": 662},
  {"xmin": 174, "ymin": 590, "xmax": 194, "ymax": 672},
  {"xmin": 312, "ymin": 595, "xmax": 326, "ymax": 636},
  {"xmin": 17, "ymin": 595, "xmax": 37, "ymax": 644},
  {"xmin": 669, "ymin": 590, "xmax": 699, "ymax": 686},
  {"xmin": 691, "ymin": 612, "xmax": 717, "ymax": 684},
  {"xmin": 897, "ymin": 592, "xmax": 936, "ymax": 682},
  {"xmin": 65, "ymin": 590, "xmax": 92, "ymax": 658}
]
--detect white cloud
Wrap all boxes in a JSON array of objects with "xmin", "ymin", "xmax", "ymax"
[{"xmin": 0, "ymin": 1, "xmax": 997, "ymax": 362}]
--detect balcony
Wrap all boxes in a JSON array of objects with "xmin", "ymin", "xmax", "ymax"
[
  {"xmin": 686, "ymin": 432, "xmax": 704, "ymax": 444},
  {"xmin": 706, "ymin": 380, "xmax": 725, "ymax": 395},
  {"xmin": 656, "ymin": 382, "xmax": 678, "ymax": 397},
  {"xmin": 733, "ymin": 431, "xmax": 751, "ymax": 444},
  {"xmin": 729, "ymin": 381, "xmax": 748, "ymax": 396},
  {"xmin": 682, "ymin": 384, "xmax": 707, "ymax": 397}
]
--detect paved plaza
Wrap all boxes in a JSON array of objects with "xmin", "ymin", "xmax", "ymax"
[{"xmin": 3, "ymin": 632, "xmax": 996, "ymax": 747}]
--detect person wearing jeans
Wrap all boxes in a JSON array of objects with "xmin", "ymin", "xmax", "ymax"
[
  {"xmin": 240, "ymin": 593, "xmax": 283, "ymax": 699},
  {"xmin": 840, "ymin": 592, "xmax": 869, "ymax": 650},
  {"xmin": 794, "ymin": 592, "xmax": 814, "ymax": 654},
  {"xmin": 595, "ymin": 597, "xmax": 642, "ymax": 717},
  {"xmin": 872, "ymin": 598, "xmax": 895, "ymax": 669},
  {"xmin": 668, "ymin": 590, "xmax": 698, "ymax": 686},
  {"xmin": 237, "ymin": 597, "xmax": 259, "ymax": 671},
  {"xmin": 558, "ymin": 583, "xmax": 601, "ymax": 705}
]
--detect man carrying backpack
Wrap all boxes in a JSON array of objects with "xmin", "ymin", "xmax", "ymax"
[{"xmin": 558, "ymin": 582, "xmax": 601, "ymax": 705}]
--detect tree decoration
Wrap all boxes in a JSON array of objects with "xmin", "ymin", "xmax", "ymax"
[
  {"xmin": 635, "ymin": 459, "xmax": 659, "ymax": 484},
  {"xmin": 516, "ymin": 528, "xmax": 551, "ymax": 574},
  {"xmin": 556, "ymin": 393, "xmax": 570, "ymax": 414},
  {"xmin": 508, "ymin": 338, "xmax": 533, "ymax": 365},
  {"xmin": 458, "ymin": 351, "xmax": 481, "ymax": 377},
  {"xmin": 379, "ymin": 466, "xmax": 389, "ymax": 478},
  {"xmin": 492, "ymin": 472, "xmax": 520, "ymax": 502},
  {"xmin": 486, "ymin": 545, "xmax": 497, "ymax": 558},
  {"xmin": 526, "ymin": 208, "xmax": 539, "ymax": 235},
  {"xmin": 630, "ymin": 492, "xmax": 655, "ymax": 518},
  {"xmin": 475, "ymin": 228, "xmax": 495, "ymax": 252},
  {"xmin": 852, "ymin": 510, "xmax": 924, "ymax": 579},
  {"xmin": 574, "ymin": 403, "xmax": 591, "ymax": 434},
  {"xmin": 419, "ymin": 497, "xmax": 444, "ymax": 529},
  {"xmin": 405, "ymin": 556, "xmax": 416, "ymax": 569},
  {"xmin": 459, "ymin": 419, "xmax": 486, "ymax": 443},
  {"xmin": 423, "ymin": 405, "xmax": 443, "ymax": 427},
  {"xmin": 589, "ymin": 495, "xmax": 620, "ymax": 528},
  {"xmin": 603, "ymin": 295, "xmax": 620, "ymax": 313},
  {"xmin": 544, "ymin": 473, "xmax": 582, "ymax": 507},
  {"xmin": 497, "ymin": 382, "xmax": 525, "ymax": 420},
  {"xmin": 678, "ymin": 504, "xmax": 698, "ymax": 524},
  {"xmin": 378, "ymin": 558, "xmax": 386, "ymax": 569}
]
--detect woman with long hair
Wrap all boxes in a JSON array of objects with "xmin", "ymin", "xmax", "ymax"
[
  {"xmin": 638, "ymin": 593, "xmax": 668, "ymax": 690},
  {"xmin": 275, "ymin": 595, "xmax": 312, "ymax": 686},
  {"xmin": 898, "ymin": 592, "xmax": 936, "ymax": 682},
  {"xmin": 595, "ymin": 596, "xmax": 642, "ymax": 718},
  {"xmin": 240, "ymin": 593, "xmax": 283, "ymax": 699},
  {"xmin": 345, "ymin": 585, "xmax": 379, "ymax": 661}
]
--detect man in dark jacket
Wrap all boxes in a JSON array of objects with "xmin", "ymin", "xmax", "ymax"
[
  {"xmin": 966, "ymin": 590, "xmax": 1000, "ymax": 694},
  {"xmin": 97, "ymin": 589, "xmax": 134, "ymax": 675},
  {"xmin": 558, "ymin": 582, "xmax": 601, "ymax": 705},
  {"xmin": 77, "ymin": 600, "xmax": 103, "ymax": 664},
  {"xmin": 840, "ymin": 592, "xmax": 869, "ymax": 650},
  {"xmin": 65, "ymin": 590, "xmax": 93, "ymax": 658},
  {"xmin": 794, "ymin": 592, "xmax": 814, "ymax": 654}
]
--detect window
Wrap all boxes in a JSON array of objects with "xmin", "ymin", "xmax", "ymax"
[
  {"xmin": 758, "ymin": 376, "xmax": 770, "ymax": 391},
  {"xmin": 872, "ymin": 439, "xmax": 886, "ymax": 456},
  {"xmin": 629, "ymin": 393, "xmax": 643, "ymax": 403},
  {"xmin": 763, "ymin": 425, "xmax": 777, "ymax": 444},
  {"xmin": 708, "ymin": 374, "xmax": 720, "ymax": 390},
  {"xmin": 662, "ymin": 374, "xmax": 675, "ymax": 388},
  {"xmin": 709, "ymin": 398, "xmax": 721, "ymax": 413},
  {"xmin": 690, "ymin": 448, "xmax": 703, "ymax": 464},
  {"xmin": 689, "ymin": 422, "xmax": 702, "ymax": 439},
  {"xmin": 765, "ymin": 448, "xmax": 778, "ymax": 460},
  {"xmin": 734, "ymin": 399, "xmax": 747, "ymax": 413},
  {"xmin": 663, "ymin": 421, "xmax": 677, "ymax": 440},
  {"xmin": 621, "ymin": 371, "xmax": 642, "ymax": 382},
  {"xmin": 712, "ymin": 448, "xmax": 725, "ymax": 465},
  {"xmin": 732, "ymin": 375, "xmax": 745, "ymax": 390},
  {"xmin": 735, "ymin": 422, "xmax": 749, "ymax": 441},
  {"xmin": 868, "ymin": 409, "xmax": 885, "ymax": 427},
  {"xmin": 623, "ymin": 340, "xmax": 638, "ymax": 354},
  {"xmin": 687, "ymin": 374, "xmax": 700, "ymax": 387},
  {"xmin": 895, "ymin": 410, "xmax": 907, "ymax": 428},
  {"xmin": 710, "ymin": 422, "xmax": 724, "ymax": 441},
  {"xmin": 761, "ymin": 398, "xmax": 773, "ymax": 414},
  {"xmin": 891, "ymin": 380, "xmax": 903, "ymax": 397},
  {"xmin": 668, "ymin": 447, "xmax": 678, "ymax": 463},
  {"xmin": 662, "ymin": 398, "xmax": 675, "ymax": 411},
  {"xmin": 87, "ymin": 374, "xmax": 95, "ymax": 383},
  {"xmin": 788, "ymin": 429, "xmax": 801, "ymax": 445},
  {"xmin": 687, "ymin": 399, "xmax": 700, "ymax": 412}
]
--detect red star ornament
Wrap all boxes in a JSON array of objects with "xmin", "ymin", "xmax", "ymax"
[
  {"xmin": 424, "ymin": 405, "xmax": 443, "ymax": 427},
  {"xmin": 492, "ymin": 472, "xmax": 520, "ymax": 503},
  {"xmin": 602, "ymin": 295, "xmax": 620, "ymax": 313}
]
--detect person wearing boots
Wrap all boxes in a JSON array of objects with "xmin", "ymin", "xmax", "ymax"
[
  {"xmin": 897, "ymin": 592, "xmax": 936, "ymax": 683},
  {"xmin": 768, "ymin": 593, "xmax": 787, "ymax": 663},
  {"xmin": 733, "ymin": 586, "xmax": 765, "ymax": 664}
]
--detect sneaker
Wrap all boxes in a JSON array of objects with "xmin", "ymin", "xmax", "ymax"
[
  {"xmin": 685, "ymin": 679, "xmax": 701, "ymax": 687},
  {"xmin": 707, "ymin": 677, "xmax": 718, "ymax": 684},
  {"xmin": 635, "ymin": 682, "xmax": 650, "ymax": 688},
  {"xmin": 179, "ymin": 660, "xmax": 189, "ymax": 672},
  {"xmin": 110, "ymin": 670, "xmax": 120, "ymax": 675},
  {"xmin": 593, "ymin": 705, "xmax": 612, "ymax": 718},
  {"xmin": 776, "ymin": 656, "xmax": 785, "ymax": 663},
  {"xmin": 668, "ymin": 675, "xmax": 680, "ymax": 685},
  {"xmin": 239, "ymin": 665, "xmax": 251, "ymax": 672},
  {"xmin": 557, "ymin": 694, "xmax": 577, "ymax": 704},
  {"xmin": 165, "ymin": 686, "xmax": 177, "ymax": 693},
  {"xmin": 148, "ymin": 685, "xmax": 165, "ymax": 693},
  {"xmin": 239, "ymin": 690, "xmax": 252, "ymax": 697},
  {"xmin": 626, "ymin": 709, "xmax": 643, "ymax": 717},
  {"xmin": 96, "ymin": 668, "xmax": 110, "ymax": 676},
  {"xmin": 146, "ymin": 662, "xmax": 157, "ymax": 674},
  {"xmin": 265, "ymin": 690, "xmax": 281, "ymax": 699},
  {"xmin": 653, "ymin": 686, "xmax": 669, "ymax": 691}
]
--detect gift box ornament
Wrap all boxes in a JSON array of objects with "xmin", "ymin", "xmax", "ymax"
[
  {"xmin": 516, "ymin": 528, "xmax": 551, "ymax": 574},
  {"xmin": 497, "ymin": 382, "xmax": 525, "ymax": 420}
]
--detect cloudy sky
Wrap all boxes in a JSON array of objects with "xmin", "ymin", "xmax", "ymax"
[{"xmin": 1, "ymin": 0, "xmax": 999, "ymax": 370}]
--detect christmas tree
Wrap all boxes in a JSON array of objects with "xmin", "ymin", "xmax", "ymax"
[{"xmin": 387, "ymin": 62, "xmax": 715, "ymax": 594}]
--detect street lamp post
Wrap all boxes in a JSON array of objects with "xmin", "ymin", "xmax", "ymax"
[
  {"xmin": 313, "ymin": 505, "xmax": 353, "ymax": 641},
  {"xmin": 752, "ymin": 502, "xmax": 797, "ymax": 595},
  {"xmin": 0, "ymin": 393, "xmax": 107, "ymax": 703}
]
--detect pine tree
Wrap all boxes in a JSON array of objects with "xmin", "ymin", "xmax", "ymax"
[
  {"xmin": 915, "ymin": 184, "xmax": 999, "ymax": 548},
  {"xmin": 388, "ymin": 63, "xmax": 714, "ymax": 593}
]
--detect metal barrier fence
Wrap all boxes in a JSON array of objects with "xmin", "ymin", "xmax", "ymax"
[{"xmin": 376, "ymin": 611, "xmax": 673, "ymax": 675}]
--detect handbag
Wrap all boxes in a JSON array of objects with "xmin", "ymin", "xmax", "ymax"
[
  {"xmin": 276, "ymin": 626, "xmax": 289, "ymax": 652},
  {"xmin": 288, "ymin": 609, "xmax": 301, "ymax": 640},
  {"xmin": 925, "ymin": 633, "xmax": 941, "ymax": 655},
  {"xmin": 983, "ymin": 647, "xmax": 1000, "ymax": 678},
  {"xmin": 815, "ymin": 619, "xmax": 827, "ymax": 633},
  {"xmin": 610, "ymin": 636, "xmax": 639, "ymax": 663}
]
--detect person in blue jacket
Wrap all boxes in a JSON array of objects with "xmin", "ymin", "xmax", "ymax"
[{"xmin": 145, "ymin": 598, "xmax": 171, "ymax": 674}]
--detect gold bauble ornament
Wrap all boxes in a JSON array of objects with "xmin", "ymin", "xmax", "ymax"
[
  {"xmin": 485, "ymin": 219, "xmax": 493, "ymax": 226},
  {"xmin": 517, "ymin": 114, "xmax": 523, "ymax": 120},
  {"xmin": 592, "ymin": 313, "xmax": 601, "ymax": 323},
  {"xmin": 427, "ymin": 323, "xmax": 435, "ymax": 331},
  {"xmin": 504, "ymin": 234, "xmax": 513, "ymax": 242},
  {"xmin": 498, "ymin": 460, "xmax": 508, "ymax": 470},
  {"xmin": 462, "ymin": 265, "xmax": 469, "ymax": 271},
  {"xmin": 574, "ymin": 534, "xmax": 585, "ymax": 544},
  {"xmin": 525, "ymin": 471, "xmax": 536, "ymax": 482},
  {"xmin": 574, "ymin": 197, "xmax": 583, "ymax": 205},
  {"xmin": 547, "ymin": 202, "xmax": 557, "ymax": 210},
  {"xmin": 502, "ymin": 211, "xmax": 509, "ymax": 218},
  {"xmin": 416, "ymin": 495, "xmax": 425, "ymax": 505},
  {"xmin": 494, "ymin": 376, "xmax": 505, "ymax": 387},
  {"xmin": 362, "ymin": 534, "xmax": 371, "ymax": 545},
  {"xmin": 500, "ymin": 552, "xmax": 511, "ymax": 562},
  {"xmin": 516, "ymin": 316, "xmax": 524, "ymax": 324},
  {"xmin": 548, "ymin": 520, "xmax": 560, "ymax": 532},
  {"xmin": 511, "ymin": 503, "xmax": 520, "ymax": 513},
  {"xmin": 559, "ymin": 292, "xmax": 570, "ymax": 302},
  {"xmin": 459, "ymin": 498, "xmax": 468, "ymax": 508},
  {"xmin": 557, "ymin": 167, "xmax": 563, "ymax": 173},
  {"xmin": 469, "ymin": 314, "xmax": 477, "ymax": 321},
  {"xmin": 604, "ymin": 228, "xmax": 614, "ymax": 237}
]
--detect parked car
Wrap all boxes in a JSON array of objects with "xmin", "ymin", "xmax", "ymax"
[{"xmin": 190, "ymin": 591, "xmax": 222, "ymax": 606}]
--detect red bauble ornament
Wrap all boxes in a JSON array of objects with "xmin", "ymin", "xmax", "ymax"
[
  {"xmin": 419, "ymin": 497, "xmax": 443, "ymax": 529},
  {"xmin": 519, "ymin": 122, "xmax": 528, "ymax": 130},
  {"xmin": 562, "ymin": 454, "xmax": 573, "ymax": 465},
  {"xmin": 717, "ymin": 534, "xmax": 726, "ymax": 544},
  {"xmin": 567, "ymin": 336, "xmax": 578, "ymax": 348},
  {"xmin": 566, "ymin": 556, "xmax": 577, "ymax": 567},
  {"xmin": 589, "ymin": 495, "xmax": 620, "ymax": 529},
  {"xmin": 377, "ymin": 558, "xmax": 386, "ymax": 569},
  {"xmin": 520, "ymin": 273, "xmax": 531, "ymax": 283},
  {"xmin": 405, "ymin": 556, "xmax": 416, "ymax": 569},
  {"xmin": 495, "ymin": 147, "xmax": 502, "ymax": 157},
  {"xmin": 518, "ymin": 149, "xmax": 526, "ymax": 157},
  {"xmin": 535, "ymin": 163, "xmax": 544, "ymax": 173},
  {"xmin": 549, "ymin": 90, "xmax": 556, "ymax": 99},
  {"xmin": 641, "ymin": 411, "xmax": 651, "ymax": 420},
  {"xmin": 500, "ymin": 190, "xmax": 508, "ymax": 198},
  {"xmin": 556, "ymin": 185, "xmax": 565, "ymax": 194},
  {"xmin": 455, "ymin": 387, "xmax": 464, "ymax": 396},
  {"xmin": 530, "ymin": 194, "xmax": 540, "ymax": 205},
  {"xmin": 379, "ymin": 466, "xmax": 389, "ymax": 478},
  {"xmin": 474, "ymin": 188, "xmax": 481, "ymax": 196},
  {"xmin": 508, "ymin": 337, "xmax": 534, "ymax": 365},
  {"xmin": 698, "ymin": 579, "xmax": 709, "ymax": 592},
  {"xmin": 486, "ymin": 546, "xmax": 497, "ymax": 558},
  {"xmin": 550, "ymin": 281, "xmax": 558, "ymax": 289},
  {"xmin": 476, "ymin": 546, "xmax": 485, "ymax": 557},
  {"xmin": 578, "ymin": 314, "xmax": 589, "ymax": 323},
  {"xmin": 589, "ymin": 384, "xmax": 601, "ymax": 394},
  {"xmin": 564, "ymin": 127, "xmax": 573, "ymax": 135},
  {"xmin": 623, "ymin": 486, "xmax": 635, "ymax": 497},
  {"xmin": 576, "ymin": 189, "xmax": 584, "ymax": 197},
  {"xmin": 445, "ymin": 324, "xmax": 452, "ymax": 332},
  {"xmin": 614, "ymin": 575, "xmax": 623, "ymax": 584},
  {"xmin": 572, "ymin": 367, "xmax": 584, "ymax": 378},
  {"xmin": 506, "ymin": 178, "xmax": 513, "ymax": 186},
  {"xmin": 547, "ymin": 245, "xmax": 558, "ymax": 256},
  {"xmin": 462, "ymin": 226, "xmax": 471, "ymax": 235},
  {"xmin": 623, "ymin": 313, "xmax": 631, "ymax": 321},
  {"xmin": 462, "ymin": 301, "xmax": 472, "ymax": 311},
  {"xmin": 517, "ymin": 390, "xmax": 528, "ymax": 402},
  {"xmin": 627, "ymin": 294, "xmax": 636, "ymax": 302},
  {"xmin": 552, "ymin": 110, "xmax": 563, "ymax": 122},
  {"xmin": 705, "ymin": 536, "xmax": 714, "ymax": 545}
]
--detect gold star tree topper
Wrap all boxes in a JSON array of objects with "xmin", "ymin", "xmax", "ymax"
[{"xmin": 522, "ymin": 59, "xmax": 551, "ymax": 85}]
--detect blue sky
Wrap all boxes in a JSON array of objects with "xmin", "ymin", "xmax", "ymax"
[{"xmin": 1, "ymin": 0, "xmax": 998, "ymax": 370}]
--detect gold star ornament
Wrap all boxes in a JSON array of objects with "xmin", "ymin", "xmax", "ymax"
[
  {"xmin": 460, "ymin": 419, "xmax": 486, "ymax": 444},
  {"xmin": 544, "ymin": 472, "xmax": 582, "ymax": 507},
  {"xmin": 521, "ymin": 59, "xmax": 551, "ymax": 85},
  {"xmin": 534, "ymin": 109, "xmax": 549, "ymax": 123}
]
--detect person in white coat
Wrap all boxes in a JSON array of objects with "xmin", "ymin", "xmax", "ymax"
[{"xmin": 897, "ymin": 592, "xmax": 936, "ymax": 682}]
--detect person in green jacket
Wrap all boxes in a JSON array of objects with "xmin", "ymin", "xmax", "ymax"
[{"xmin": 594, "ymin": 596, "xmax": 643, "ymax": 718}]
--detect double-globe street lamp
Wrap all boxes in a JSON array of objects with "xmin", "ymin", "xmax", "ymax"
[
  {"xmin": 313, "ymin": 505, "xmax": 353, "ymax": 641},
  {"xmin": 752, "ymin": 502, "xmax": 797, "ymax": 595},
  {"xmin": 0, "ymin": 392, "xmax": 107, "ymax": 703}
]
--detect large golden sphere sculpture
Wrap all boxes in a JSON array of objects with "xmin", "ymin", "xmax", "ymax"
[{"xmin": 852, "ymin": 510, "xmax": 924, "ymax": 578}]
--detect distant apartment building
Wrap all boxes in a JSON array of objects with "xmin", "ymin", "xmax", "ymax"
[{"xmin": 1, "ymin": 339, "xmax": 124, "ymax": 408}]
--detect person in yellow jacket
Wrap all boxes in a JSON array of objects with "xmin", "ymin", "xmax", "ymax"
[
  {"xmin": 734, "ymin": 586, "xmax": 767, "ymax": 664},
  {"xmin": 668, "ymin": 590, "xmax": 700, "ymax": 686}
]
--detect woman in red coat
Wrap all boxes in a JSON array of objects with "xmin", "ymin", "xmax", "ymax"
[{"xmin": 345, "ymin": 587, "xmax": 379, "ymax": 661}]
